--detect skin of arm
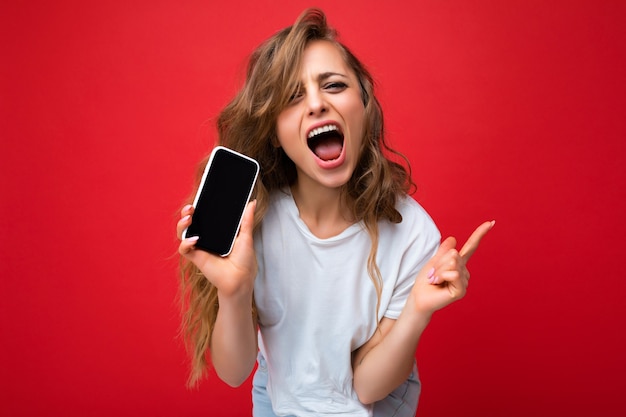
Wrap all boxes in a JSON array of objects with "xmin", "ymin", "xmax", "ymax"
[
  {"xmin": 352, "ymin": 222, "xmax": 494, "ymax": 404},
  {"xmin": 210, "ymin": 288, "xmax": 258, "ymax": 387},
  {"xmin": 352, "ymin": 312, "xmax": 430, "ymax": 404}
]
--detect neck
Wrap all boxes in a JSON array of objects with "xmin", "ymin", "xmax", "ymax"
[{"xmin": 290, "ymin": 181, "xmax": 354, "ymax": 239}]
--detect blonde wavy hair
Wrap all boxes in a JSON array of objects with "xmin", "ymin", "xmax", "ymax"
[{"xmin": 179, "ymin": 8, "xmax": 415, "ymax": 387}]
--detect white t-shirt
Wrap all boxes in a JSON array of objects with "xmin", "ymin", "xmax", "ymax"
[{"xmin": 253, "ymin": 189, "xmax": 440, "ymax": 416}]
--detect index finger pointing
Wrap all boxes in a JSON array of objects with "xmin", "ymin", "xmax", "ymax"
[{"xmin": 459, "ymin": 220, "xmax": 496, "ymax": 261}]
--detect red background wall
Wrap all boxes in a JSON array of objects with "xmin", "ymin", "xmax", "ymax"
[{"xmin": 2, "ymin": 1, "xmax": 625, "ymax": 416}]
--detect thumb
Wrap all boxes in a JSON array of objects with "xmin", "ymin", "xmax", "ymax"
[
  {"xmin": 229, "ymin": 199, "xmax": 257, "ymax": 259},
  {"xmin": 239, "ymin": 199, "xmax": 257, "ymax": 237}
]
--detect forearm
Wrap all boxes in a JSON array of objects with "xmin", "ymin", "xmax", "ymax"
[
  {"xmin": 353, "ymin": 304, "xmax": 431, "ymax": 404},
  {"xmin": 210, "ymin": 290, "xmax": 258, "ymax": 387}
]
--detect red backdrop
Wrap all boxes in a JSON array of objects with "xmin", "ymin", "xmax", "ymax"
[{"xmin": 2, "ymin": 1, "xmax": 625, "ymax": 416}]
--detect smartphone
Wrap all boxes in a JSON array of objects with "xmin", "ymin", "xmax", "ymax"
[{"xmin": 182, "ymin": 146, "xmax": 259, "ymax": 256}]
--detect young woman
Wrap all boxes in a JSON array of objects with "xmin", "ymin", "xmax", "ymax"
[{"xmin": 177, "ymin": 8, "xmax": 493, "ymax": 417}]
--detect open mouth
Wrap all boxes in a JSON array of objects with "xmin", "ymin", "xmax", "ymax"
[{"xmin": 307, "ymin": 124, "xmax": 344, "ymax": 161}]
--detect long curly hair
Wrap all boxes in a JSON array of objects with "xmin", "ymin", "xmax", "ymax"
[{"xmin": 179, "ymin": 8, "xmax": 415, "ymax": 387}]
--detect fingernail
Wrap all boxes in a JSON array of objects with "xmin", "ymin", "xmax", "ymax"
[
  {"xmin": 183, "ymin": 204, "xmax": 193, "ymax": 212},
  {"xmin": 182, "ymin": 215, "xmax": 190, "ymax": 222},
  {"xmin": 427, "ymin": 267, "xmax": 435, "ymax": 279},
  {"xmin": 186, "ymin": 236, "xmax": 199, "ymax": 242}
]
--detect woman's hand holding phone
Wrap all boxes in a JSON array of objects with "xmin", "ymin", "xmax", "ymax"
[{"xmin": 178, "ymin": 200, "xmax": 258, "ymax": 298}]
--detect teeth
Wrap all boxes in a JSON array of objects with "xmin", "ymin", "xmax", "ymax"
[{"xmin": 308, "ymin": 124, "xmax": 338, "ymax": 139}]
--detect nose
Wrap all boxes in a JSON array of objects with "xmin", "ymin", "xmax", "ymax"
[{"xmin": 305, "ymin": 89, "xmax": 327, "ymax": 116}]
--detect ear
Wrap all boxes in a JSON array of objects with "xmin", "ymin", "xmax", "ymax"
[{"xmin": 270, "ymin": 133, "xmax": 281, "ymax": 148}]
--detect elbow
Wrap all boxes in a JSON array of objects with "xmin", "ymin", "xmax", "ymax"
[
  {"xmin": 213, "ymin": 356, "xmax": 256, "ymax": 388},
  {"xmin": 353, "ymin": 366, "xmax": 415, "ymax": 405},
  {"xmin": 216, "ymin": 369, "xmax": 250, "ymax": 388},
  {"xmin": 224, "ymin": 378, "xmax": 247, "ymax": 388},
  {"xmin": 356, "ymin": 392, "xmax": 384, "ymax": 406},
  {"xmin": 354, "ymin": 385, "xmax": 386, "ymax": 405}
]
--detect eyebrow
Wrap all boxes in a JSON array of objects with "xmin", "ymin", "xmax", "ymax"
[{"xmin": 317, "ymin": 72, "xmax": 349, "ymax": 82}]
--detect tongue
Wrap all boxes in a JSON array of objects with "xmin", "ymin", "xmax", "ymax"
[{"xmin": 313, "ymin": 138, "xmax": 343, "ymax": 161}]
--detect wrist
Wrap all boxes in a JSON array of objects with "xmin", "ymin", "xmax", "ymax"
[
  {"xmin": 402, "ymin": 297, "xmax": 433, "ymax": 328},
  {"xmin": 217, "ymin": 285, "xmax": 254, "ymax": 309}
]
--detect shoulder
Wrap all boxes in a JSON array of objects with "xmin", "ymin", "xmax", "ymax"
[
  {"xmin": 395, "ymin": 194, "xmax": 430, "ymax": 217},
  {"xmin": 392, "ymin": 195, "xmax": 440, "ymax": 238},
  {"xmin": 376, "ymin": 195, "xmax": 441, "ymax": 264},
  {"xmin": 375, "ymin": 194, "xmax": 440, "ymax": 256}
]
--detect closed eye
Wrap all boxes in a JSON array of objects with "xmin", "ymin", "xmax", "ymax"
[
  {"xmin": 288, "ymin": 88, "xmax": 304, "ymax": 104},
  {"xmin": 323, "ymin": 81, "xmax": 348, "ymax": 92}
]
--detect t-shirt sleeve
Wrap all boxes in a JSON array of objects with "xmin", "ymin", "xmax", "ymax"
[{"xmin": 383, "ymin": 200, "xmax": 441, "ymax": 319}]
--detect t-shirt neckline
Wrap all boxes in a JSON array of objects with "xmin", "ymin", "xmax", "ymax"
[{"xmin": 279, "ymin": 187, "xmax": 363, "ymax": 243}]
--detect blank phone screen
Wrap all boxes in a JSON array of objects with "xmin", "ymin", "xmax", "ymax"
[{"xmin": 186, "ymin": 147, "xmax": 259, "ymax": 256}]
